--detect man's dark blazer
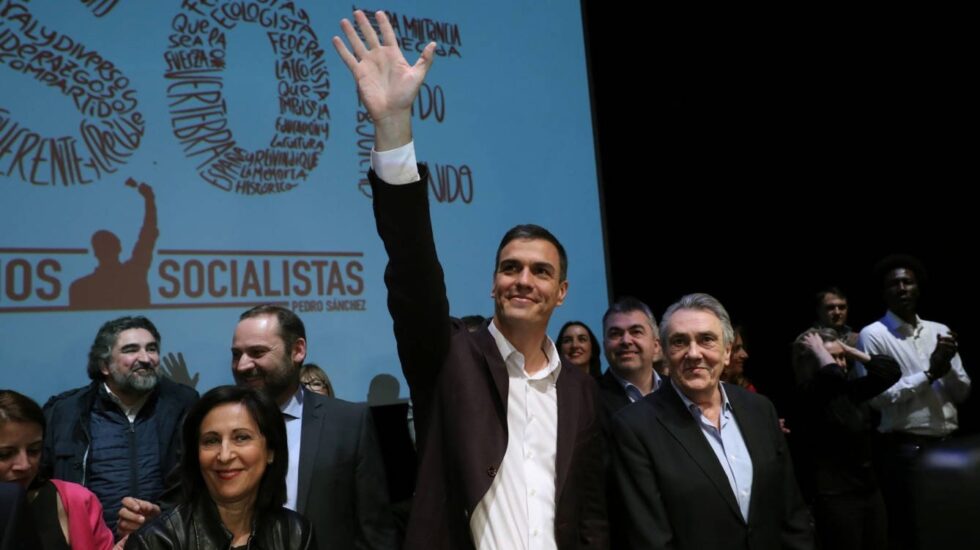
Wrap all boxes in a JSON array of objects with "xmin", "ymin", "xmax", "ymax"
[
  {"xmin": 296, "ymin": 390, "xmax": 397, "ymax": 550},
  {"xmin": 610, "ymin": 382, "xmax": 813, "ymax": 550},
  {"xmin": 370, "ymin": 169, "xmax": 608, "ymax": 549},
  {"xmin": 597, "ymin": 369, "xmax": 632, "ymax": 419}
]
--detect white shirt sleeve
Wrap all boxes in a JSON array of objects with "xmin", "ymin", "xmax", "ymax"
[
  {"xmin": 940, "ymin": 353, "xmax": 971, "ymax": 404},
  {"xmin": 859, "ymin": 329, "xmax": 931, "ymax": 409},
  {"xmin": 371, "ymin": 141, "xmax": 420, "ymax": 184}
]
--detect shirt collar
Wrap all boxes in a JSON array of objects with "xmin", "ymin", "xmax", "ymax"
[
  {"xmin": 488, "ymin": 319, "xmax": 561, "ymax": 380},
  {"xmin": 281, "ymin": 386, "xmax": 304, "ymax": 420},
  {"xmin": 610, "ymin": 367, "xmax": 661, "ymax": 398},
  {"xmin": 102, "ymin": 382, "xmax": 150, "ymax": 419},
  {"xmin": 883, "ymin": 310, "xmax": 923, "ymax": 337},
  {"xmin": 670, "ymin": 379, "xmax": 733, "ymax": 418}
]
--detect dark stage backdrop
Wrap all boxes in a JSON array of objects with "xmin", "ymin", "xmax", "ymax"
[{"xmin": 584, "ymin": 2, "xmax": 978, "ymax": 433}]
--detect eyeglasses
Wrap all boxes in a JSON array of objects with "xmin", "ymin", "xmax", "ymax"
[{"xmin": 302, "ymin": 379, "xmax": 326, "ymax": 390}]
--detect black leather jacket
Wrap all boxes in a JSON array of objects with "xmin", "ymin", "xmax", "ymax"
[{"xmin": 125, "ymin": 496, "xmax": 314, "ymax": 550}]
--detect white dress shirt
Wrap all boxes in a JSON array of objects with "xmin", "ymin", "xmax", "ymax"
[
  {"xmin": 857, "ymin": 311, "xmax": 971, "ymax": 436},
  {"xmin": 280, "ymin": 388, "xmax": 304, "ymax": 510},
  {"xmin": 373, "ymin": 143, "xmax": 561, "ymax": 548},
  {"xmin": 468, "ymin": 321, "xmax": 560, "ymax": 550}
]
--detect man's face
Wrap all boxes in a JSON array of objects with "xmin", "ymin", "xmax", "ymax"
[
  {"xmin": 603, "ymin": 311, "xmax": 662, "ymax": 377},
  {"xmin": 491, "ymin": 238, "xmax": 568, "ymax": 329},
  {"xmin": 231, "ymin": 315, "xmax": 305, "ymax": 404},
  {"xmin": 665, "ymin": 309, "xmax": 731, "ymax": 400},
  {"xmin": 817, "ymin": 293, "xmax": 849, "ymax": 330},
  {"xmin": 883, "ymin": 268, "xmax": 919, "ymax": 318},
  {"xmin": 101, "ymin": 328, "xmax": 160, "ymax": 395}
]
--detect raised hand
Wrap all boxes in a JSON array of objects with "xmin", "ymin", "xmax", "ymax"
[
  {"xmin": 332, "ymin": 10, "xmax": 437, "ymax": 151},
  {"xmin": 928, "ymin": 332, "xmax": 957, "ymax": 380},
  {"xmin": 801, "ymin": 332, "xmax": 835, "ymax": 366},
  {"xmin": 161, "ymin": 351, "xmax": 199, "ymax": 388},
  {"xmin": 124, "ymin": 177, "xmax": 154, "ymax": 199}
]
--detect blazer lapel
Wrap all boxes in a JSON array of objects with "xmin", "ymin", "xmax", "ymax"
[
  {"xmin": 476, "ymin": 326, "xmax": 509, "ymax": 411},
  {"xmin": 554, "ymin": 365, "xmax": 577, "ymax": 499},
  {"xmin": 297, "ymin": 392, "xmax": 321, "ymax": 514},
  {"xmin": 656, "ymin": 386, "xmax": 743, "ymax": 521}
]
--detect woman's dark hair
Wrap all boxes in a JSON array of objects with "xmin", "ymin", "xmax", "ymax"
[
  {"xmin": 0, "ymin": 390, "xmax": 46, "ymax": 434},
  {"xmin": 557, "ymin": 321, "xmax": 602, "ymax": 378},
  {"xmin": 180, "ymin": 386, "xmax": 288, "ymax": 515}
]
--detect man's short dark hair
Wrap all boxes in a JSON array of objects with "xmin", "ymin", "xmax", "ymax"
[
  {"xmin": 873, "ymin": 254, "xmax": 928, "ymax": 288},
  {"xmin": 494, "ymin": 224, "xmax": 568, "ymax": 282},
  {"xmin": 814, "ymin": 286, "xmax": 847, "ymax": 309},
  {"xmin": 602, "ymin": 296, "xmax": 658, "ymax": 333},
  {"xmin": 87, "ymin": 316, "xmax": 161, "ymax": 381},
  {"xmin": 239, "ymin": 304, "xmax": 306, "ymax": 353},
  {"xmin": 180, "ymin": 385, "xmax": 288, "ymax": 515}
]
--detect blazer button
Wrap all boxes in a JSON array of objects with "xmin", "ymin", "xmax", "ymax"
[{"xmin": 487, "ymin": 466, "xmax": 497, "ymax": 478}]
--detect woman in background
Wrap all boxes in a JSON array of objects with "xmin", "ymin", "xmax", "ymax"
[
  {"xmin": 721, "ymin": 326, "xmax": 756, "ymax": 392},
  {"xmin": 300, "ymin": 364, "xmax": 335, "ymax": 397},
  {"xmin": 0, "ymin": 389, "xmax": 113, "ymax": 549},
  {"xmin": 557, "ymin": 321, "xmax": 602, "ymax": 378}
]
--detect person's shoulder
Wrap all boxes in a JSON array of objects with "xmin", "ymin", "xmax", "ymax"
[
  {"xmin": 921, "ymin": 318, "xmax": 951, "ymax": 332},
  {"xmin": 305, "ymin": 392, "xmax": 371, "ymax": 418},
  {"xmin": 596, "ymin": 370, "xmax": 628, "ymax": 404},
  {"xmin": 43, "ymin": 383, "xmax": 94, "ymax": 411},
  {"xmin": 49, "ymin": 478, "xmax": 87, "ymax": 495},
  {"xmin": 561, "ymin": 361, "xmax": 596, "ymax": 385},
  {"xmin": 725, "ymin": 383, "xmax": 776, "ymax": 415},
  {"xmin": 49, "ymin": 479, "xmax": 103, "ymax": 507},
  {"xmin": 157, "ymin": 377, "xmax": 199, "ymax": 404},
  {"xmin": 860, "ymin": 317, "xmax": 888, "ymax": 336},
  {"xmin": 612, "ymin": 386, "xmax": 667, "ymax": 428}
]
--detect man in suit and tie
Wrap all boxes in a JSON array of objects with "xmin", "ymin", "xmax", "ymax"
[
  {"xmin": 610, "ymin": 293, "xmax": 812, "ymax": 550},
  {"xmin": 332, "ymin": 10, "xmax": 607, "ymax": 549},
  {"xmin": 117, "ymin": 305, "xmax": 396, "ymax": 549}
]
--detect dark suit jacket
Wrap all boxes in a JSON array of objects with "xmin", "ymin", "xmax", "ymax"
[
  {"xmin": 597, "ymin": 370, "xmax": 632, "ymax": 419},
  {"xmin": 610, "ymin": 382, "xmax": 813, "ymax": 550},
  {"xmin": 296, "ymin": 391, "xmax": 397, "ymax": 550},
  {"xmin": 370, "ymin": 169, "xmax": 608, "ymax": 549}
]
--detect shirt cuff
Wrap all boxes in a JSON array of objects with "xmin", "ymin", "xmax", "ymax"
[{"xmin": 372, "ymin": 142, "xmax": 420, "ymax": 185}]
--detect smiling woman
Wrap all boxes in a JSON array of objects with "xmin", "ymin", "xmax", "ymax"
[
  {"xmin": 124, "ymin": 386, "xmax": 314, "ymax": 549},
  {"xmin": 557, "ymin": 321, "xmax": 602, "ymax": 378}
]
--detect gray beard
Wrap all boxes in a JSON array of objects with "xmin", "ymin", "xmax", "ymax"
[{"xmin": 110, "ymin": 366, "xmax": 159, "ymax": 394}]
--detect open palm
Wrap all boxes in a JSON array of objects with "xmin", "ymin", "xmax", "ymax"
[{"xmin": 333, "ymin": 10, "xmax": 436, "ymax": 125}]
